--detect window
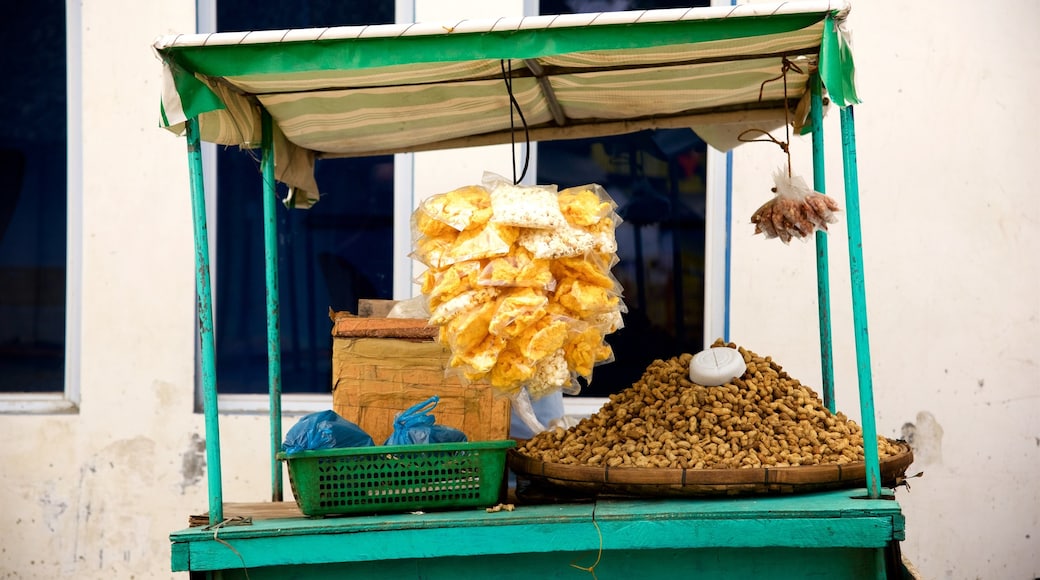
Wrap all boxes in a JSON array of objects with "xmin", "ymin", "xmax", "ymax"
[
  {"xmin": 538, "ymin": 0, "xmax": 713, "ymax": 397},
  {"xmin": 209, "ymin": 0, "xmax": 396, "ymax": 397},
  {"xmin": 200, "ymin": 0, "xmax": 727, "ymax": 408},
  {"xmin": 0, "ymin": 1, "xmax": 78, "ymax": 412}
]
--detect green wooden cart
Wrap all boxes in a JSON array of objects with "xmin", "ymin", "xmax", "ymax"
[{"xmin": 155, "ymin": 1, "xmax": 915, "ymax": 577}]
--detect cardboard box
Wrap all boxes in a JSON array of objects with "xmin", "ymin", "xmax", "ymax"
[{"xmin": 330, "ymin": 311, "xmax": 511, "ymax": 444}]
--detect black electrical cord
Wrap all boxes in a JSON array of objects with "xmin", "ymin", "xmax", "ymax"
[{"xmin": 500, "ymin": 59, "xmax": 531, "ymax": 185}]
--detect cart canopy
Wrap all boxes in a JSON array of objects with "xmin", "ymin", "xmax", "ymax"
[{"xmin": 154, "ymin": 0, "xmax": 856, "ymax": 204}]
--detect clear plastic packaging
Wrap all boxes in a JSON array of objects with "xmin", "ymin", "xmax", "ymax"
[
  {"xmin": 549, "ymin": 252, "xmax": 622, "ymax": 292},
  {"xmin": 438, "ymin": 222, "xmax": 518, "ymax": 266},
  {"xmin": 487, "ymin": 288, "xmax": 549, "ymax": 339},
  {"xmin": 516, "ymin": 221, "xmax": 597, "ymax": 259},
  {"xmin": 509, "ymin": 387, "xmax": 565, "ymax": 439},
  {"xmin": 483, "ymin": 171, "xmax": 566, "ymax": 230},
  {"xmin": 562, "ymin": 323, "xmax": 607, "ymax": 379},
  {"xmin": 412, "ymin": 175, "xmax": 628, "ymax": 401},
  {"xmin": 423, "ymin": 260, "xmax": 482, "ymax": 310},
  {"xmin": 750, "ymin": 168, "xmax": 841, "ymax": 244},
  {"xmin": 557, "ymin": 184, "xmax": 617, "ymax": 227},
  {"xmin": 410, "ymin": 231, "xmax": 457, "ymax": 269},
  {"xmin": 417, "ymin": 185, "xmax": 493, "ymax": 232},
  {"xmin": 478, "ymin": 247, "xmax": 555, "ymax": 290},
  {"xmin": 526, "ymin": 349, "xmax": 572, "ymax": 399},
  {"xmin": 443, "ymin": 298, "xmax": 497, "ymax": 355},
  {"xmin": 427, "ymin": 287, "xmax": 497, "ymax": 326},
  {"xmin": 554, "ymin": 278, "xmax": 623, "ymax": 318},
  {"xmin": 490, "ymin": 344, "xmax": 537, "ymax": 393},
  {"xmin": 449, "ymin": 332, "xmax": 507, "ymax": 376},
  {"xmin": 515, "ymin": 314, "xmax": 570, "ymax": 362}
]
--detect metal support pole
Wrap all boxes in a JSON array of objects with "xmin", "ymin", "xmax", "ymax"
[
  {"xmin": 261, "ymin": 110, "xmax": 284, "ymax": 502},
  {"xmin": 810, "ymin": 76, "xmax": 836, "ymax": 413},
  {"xmin": 186, "ymin": 118, "xmax": 224, "ymax": 523},
  {"xmin": 839, "ymin": 106, "xmax": 881, "ymax": 498}
]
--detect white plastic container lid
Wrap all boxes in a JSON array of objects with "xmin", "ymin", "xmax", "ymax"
[{"xmin": 689, "ymin": 347, "xmax": 747, "ymax": 386}]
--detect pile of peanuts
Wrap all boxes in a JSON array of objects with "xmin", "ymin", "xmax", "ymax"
[{"xmin": 519, "ymin": 342, "xmax": 904, "ymax": 469}]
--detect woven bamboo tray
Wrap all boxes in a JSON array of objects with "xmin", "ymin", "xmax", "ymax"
[{"xmin": 508, "ymin": 441, "xmax": 914, "ymax": 498}]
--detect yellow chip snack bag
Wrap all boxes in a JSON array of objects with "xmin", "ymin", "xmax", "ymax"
[
  {"xmin": 555, "ymin": 278, "xmax": 620, "ymax": 317},
  {"xmin": 419, "ymin": 268, "xmax": 437, "ymax": 295},
  {"xmin": 489, "ymin": 288, "xmax": 548, "ymax": 338},
  {"xmin": 442, "ymin": 222, "xmax": 518, "ymax": 265},
  {"xmin": 490, "ymin": 346, "xmax": 536, "ymax": 393},
  {"xmin": 558, "ymin": 186, "xmax": 613, "ymax": 227},
  {"xmin": 414, "ymin": 210, "xmax": 459, "ymax": 238},
  {"xmin": 564, "ymin": 325, "xmax": 602, "ymax": 378},
  {"xmin": 426, "ymin": 260, "xmax": 482, "ymax": 309},
  {"xmin": 428, "ymin": 287, "xmax": 497, "ymax": 325},
  {"xmin": 451, "ymin": 333, "xmax": 507, "ymax": 375},
  {"xmin": 550, "ymin": 254, "xmax": 617, "ymax": 290},
  {"xmin": 445, "ymin": 298, "xmax": 497, "ymax": 354},
  {"xmin": 413, "ymin": 176, "xmax": 625, "ymax": 399},
  {"xmin": 412, "ymin": 230, "xmax": 458, "ymax": 269},
  {"xmin": 587, "ymin": 309, "xmax": 625, "ymax": 334},
  {"xmin": 419, "ymin": 185, "xmax": 493, "ymax": 231},
  {"xmin": 481, "ymin": 246, "xmax": 554, "ymax": 289},
  {"xmin": 527, "ymin": 349, "xmax": 571, "ymax": 398},
  {"xmin": 517, "ymin": 316, "xmax": 568, "ymax": 362}
]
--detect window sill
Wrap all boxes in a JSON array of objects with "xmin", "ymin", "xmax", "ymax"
[
  {"xmin": 201, "ymin": 394, "xmax": 608, "ymax": 420},
  {"xmin": 0, "ymin": 393, "xmax": 80, "ymax": 415},
  {"xmin": 205, "ymin": 393, "xmax": 334, "ymax": 416}
]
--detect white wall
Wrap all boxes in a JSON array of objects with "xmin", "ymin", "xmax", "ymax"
[
  {"xmin": 729, "ymin": 2, "xmax": 1040, "ymax": 578},
  {"xmin": 0, "ymin": 1, "xmax": 1036, "ymax": 579},
  {"xmin": 0, "ymin": 2, "xmax": 209, "ymax": 578}
]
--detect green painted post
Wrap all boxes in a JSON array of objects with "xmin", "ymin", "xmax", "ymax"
[
  {"xmin": 261, "ymin": 110, "xmax": 284, "ymax": 503},
  {"xmin": 810, "ymin": 75, "xmax": 835, "ymax": 413},
  {"xmin": 839, "ymin": 106, "xmax": 881, "ymax": 498},
  {"xmin": 185, "ymin": 118, "xmax": 224, "ymax": 523}
]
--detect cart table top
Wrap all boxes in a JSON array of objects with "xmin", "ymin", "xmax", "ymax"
[{"xmin": 172, "ymin": 488, "xmax": 904, "ymax": 573}]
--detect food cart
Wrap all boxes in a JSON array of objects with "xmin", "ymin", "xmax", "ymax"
[{"xmin": 154, "ymin": 2, "xmax": 915, "ymax": 577}]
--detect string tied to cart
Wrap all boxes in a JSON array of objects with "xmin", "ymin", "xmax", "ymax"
[{"xmin": 737, "ymin": 56, "xmax": 805, "ymax": 179}]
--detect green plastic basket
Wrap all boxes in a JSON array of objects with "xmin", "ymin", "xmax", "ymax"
[{"xmin": 276, "ymin": 440, "xmax": 516, "ymax": 516}]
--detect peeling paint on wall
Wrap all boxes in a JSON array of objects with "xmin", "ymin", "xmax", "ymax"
[
  {"xmin": 180, "ymin": 433, "xmax": 206, "ymax": 493},
  {"xmin": 901, "ymin": 411, "xmax": 944, "ymax": 466},
  {"xmin": 37, "ymin": 486, "xmax": 70, "ymax": 534},
  {"xmin": 70, "ymin": 436, "xmax": 159, "ymax": 575}
]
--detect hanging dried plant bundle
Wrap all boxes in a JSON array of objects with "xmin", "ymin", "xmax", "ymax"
[{"xmin": 751, "ymin": 169, "xmax": 841, "ymax": 244}]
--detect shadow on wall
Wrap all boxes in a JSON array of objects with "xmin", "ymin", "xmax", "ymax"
[{"xmin": 901, "ymin": 411, "xmax": 944, "ymax": 467}]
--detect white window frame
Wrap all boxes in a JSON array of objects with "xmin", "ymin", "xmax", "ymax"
[{"xmin": 0, "ymin": 0, "xmax": 82, "ymax": 414}]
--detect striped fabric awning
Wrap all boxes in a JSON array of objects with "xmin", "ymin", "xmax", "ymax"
[{"xmin": 154, "ymin": 1, "xmax": 856, "ymax": 205}]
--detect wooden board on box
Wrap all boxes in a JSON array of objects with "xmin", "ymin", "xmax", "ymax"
[
  {"xmin": 332, "ymin": 315, "xmax": 438, "ymax": 340},
  {"xmin": 331, "ymin": 313, "xmax": 510, "ymax": 445}
]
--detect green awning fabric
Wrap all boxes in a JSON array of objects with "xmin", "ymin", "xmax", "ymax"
[{"xmin": 154, "ymin": 1, "xmax": 857, "ymax": 205}]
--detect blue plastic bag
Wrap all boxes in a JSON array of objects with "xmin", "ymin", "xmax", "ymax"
[
  {"xmin": 281, "ymin": 410, "xmax": 374, "ymax": 455},
  {"xmin": 385, "ymin": 396, "xmax": 468, "ymax": 446}
]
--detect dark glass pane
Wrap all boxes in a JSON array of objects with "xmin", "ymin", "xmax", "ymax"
[
  {"xmin": 0, "ymin": 2, "xmax": 67, "ymax": 393},
  {"xmin": 215, "ymin": 0, "xmax": 394, "ymax": 395},
  {"xmin": 540, "ymin": 0, "xmax": 711, "ymax": 396}
]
